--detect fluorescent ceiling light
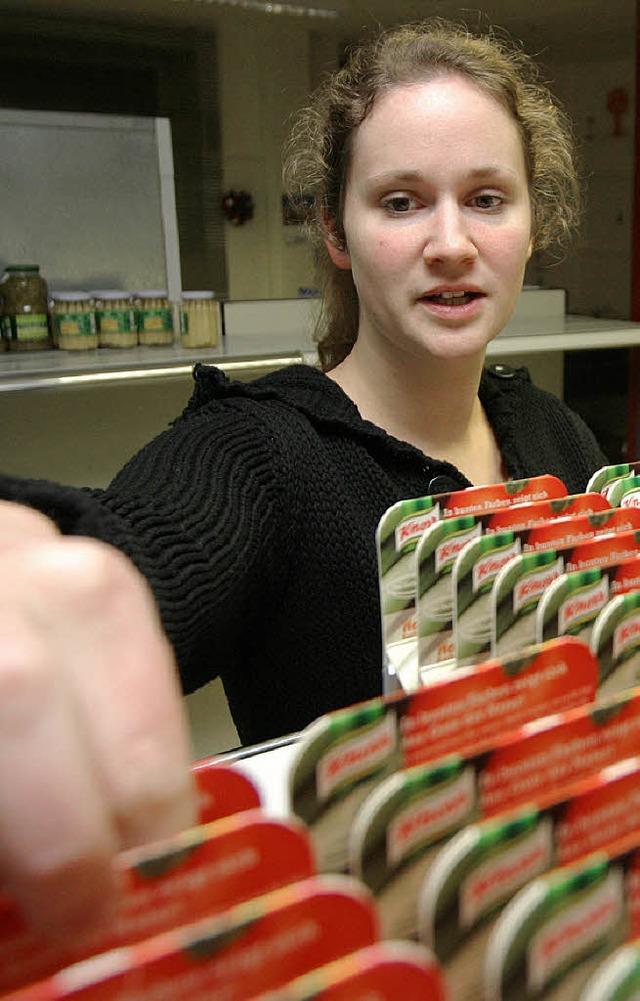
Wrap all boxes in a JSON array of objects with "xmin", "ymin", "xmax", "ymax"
[{"xmin": 171, "ymin": 0, "xmax": 340, "ymax": 17}]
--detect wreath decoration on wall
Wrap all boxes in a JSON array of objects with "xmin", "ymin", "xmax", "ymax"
[{"xmin": 221, "ymin": 189, "xmax": 255, "ymax": 226}]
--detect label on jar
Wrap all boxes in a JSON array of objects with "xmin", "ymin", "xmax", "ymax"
[
  {"xmin": 181, "ymin": 310, "xmax": 189, "ymax": 334},
  {"xmin": 96, "ymin": 309, "xmax": 135, "ymax": 333},
  {"xmin": 3, "ymin": 313, "xmax": 49, "ymax": 341},
  {"xmin": 138, "ymin": 308, "xmax": 173, "ymax": 333},
  {"xmin": 57, "ymin": 312, "xmax": 96, "ymax": 337}
]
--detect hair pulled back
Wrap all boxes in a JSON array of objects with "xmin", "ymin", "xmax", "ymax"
[{"xmin": 283, "ymin": 19, "xmax": 581, "ymax": 370}]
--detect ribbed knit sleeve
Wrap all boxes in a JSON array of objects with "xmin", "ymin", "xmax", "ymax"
[{"xmin": 0, "ymin": 398, "xmax": 294, "ymax": 695}]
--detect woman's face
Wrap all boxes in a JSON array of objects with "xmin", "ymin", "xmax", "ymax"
[{"xmin": 326, "ymin": 74, "xmax": 533, "ymax": 365}]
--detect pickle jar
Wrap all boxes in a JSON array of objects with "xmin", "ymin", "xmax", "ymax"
[
  {"xmin": 0, "ymin": 264, "xmax": 51, "ymax": 351},
  {"xmin": 180, "ymin": 291, "xmax": 220, "ymax": 349},
  {"xmin": 92, "ymin": 290, "xmax": 137, "ymax": 348},
  {"xmin": 134, "ymin": 290, "xmax": 175, "ymax": 346},
  {"xmin": 51, "ymin": 292, "xmax": 98, "ymax": 351}
]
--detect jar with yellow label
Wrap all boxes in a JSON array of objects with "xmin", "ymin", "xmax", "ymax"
[
  {"xmin": 135, "ymin": 290, "xmax": 175, "ymax": 346},
  {"xmin": 1, "ymin": 264, "xmax": 51, "ymax": 351},
  {"xmin": 51, "ymin": 292, "xmax": 98, "ymax": 351},
  {"xmin": 92, "ymin": 290, "xmax": 137, "ymax": 348},
  {"xmin": 180, "ymin": 291, "xmax": 220, "ymax": 349}
]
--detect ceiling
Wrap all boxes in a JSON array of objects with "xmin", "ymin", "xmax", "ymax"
[{"xmin": 5, "ymin": 0, "xmax": 636, "ymax": 55}]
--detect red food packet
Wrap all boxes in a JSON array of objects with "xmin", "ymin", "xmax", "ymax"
[
  {"xmin": 348, "ymin": 684, "xmax": 640, "ymax": 942},
  {"xmin": 3, "ymin": 875, "xmax": 379, "ymax": 1001},
  {"xmin": 419, "ymin": 755, "xmax": 640, "ymax": 1000},
  {"xmin": 0, "ymin": 810, "xmax": 315, "ymax": 994},
  {"xmin": 377, "ymin": 475, "xmax": 567, "ymax": 687},
  {"xmin": 291, "ymin": 636, "xmax": 598, "ymax": 872},
  {"xmin": 191, "ymin": 758, "xmax": 261, "ymax": 824},
  {"xmin": 254, "ymin": 941, "xmax": 448, "ymax": 1000},
  {"xmin": 485, "ymin": 829, "xmax": 640, "ymax": 1000}
]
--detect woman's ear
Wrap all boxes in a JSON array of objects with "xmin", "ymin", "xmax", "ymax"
[{"xmin": 322, "ymin": 216, "xmax": 351, "ymax": 271}]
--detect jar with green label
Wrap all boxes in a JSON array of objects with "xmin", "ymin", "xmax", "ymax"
[
  {"xmin": 180, "ymin": 291, "xmax": 219, "ymax": 348},
  {"xmin": 92, "ymin": 290, "xmax": 137, "ymax": 348},
  {"xmin": 51, "ymin": 292, "xmax": 98, "ymax": 351},
  {"xmin": 135, "ymin": 290, "xmax": 175, "ymax": 346},
  {"xmin": 0, "ymin": 264, "xmax": 51, "ymax": 351}
]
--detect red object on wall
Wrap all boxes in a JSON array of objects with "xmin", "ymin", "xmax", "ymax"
[{"xmin": 607, "ymin": 86, "xmax": 629, "ymax": 135}]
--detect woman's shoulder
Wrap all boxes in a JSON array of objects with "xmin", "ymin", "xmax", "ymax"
[
  {"xmin": 180, "ymin": 362, "xmax": 360, "ymax": 427},
  {"xmin": 481, "ymin": 362, "xmax": 569, "ymax": 416}
]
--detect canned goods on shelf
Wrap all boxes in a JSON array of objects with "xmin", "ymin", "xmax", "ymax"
[
  {"xmin": 180, "ymin": 291, "xmax": 220, "ymax": 348},
  {"xmin": 92, "ymin": 290, "xmax": 137, "ymax": 348},
  {"xmin": 50, "ymin": 292, "xmax": 98, "ymax": 351},
  {"xmin": 1, "ymin": 264, "xmax": 51, "ymax": 351},
  {"xmin": 134, "ymin": 290, "xmax": 175, "ymax": 346}
]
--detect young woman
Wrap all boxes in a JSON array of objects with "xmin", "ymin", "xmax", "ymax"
[{"xmin": 0, "ymin": 19, "xmax": 606, "ymax": 940}]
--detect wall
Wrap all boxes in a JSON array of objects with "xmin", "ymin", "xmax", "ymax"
[
  {"xmin": 0, "ymin": 11, "xmax": 228, "ymax": 296},
  {"xmin": 217, "ymin": 13, "xmax": 338, "ymax": 300},
  {"xmin": 531, "ymin": 45, "xmax": 637, "ymax": 461},
  {"xmin": 532, "ymin": 51, "xmax": 636, "ymax": 319}
]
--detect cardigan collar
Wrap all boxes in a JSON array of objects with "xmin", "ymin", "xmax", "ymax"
[{"xmin": 187, "ymin": 360, "xmax": 528, "ymax": 485}]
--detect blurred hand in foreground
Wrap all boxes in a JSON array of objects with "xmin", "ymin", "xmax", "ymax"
[{"xmin": 0, "ymin": 500, "xmax": 196, "ymax": 942}]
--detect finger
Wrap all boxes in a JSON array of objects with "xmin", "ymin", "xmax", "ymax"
[
  {"xmin": 0, "ymin": 501, "xmax": 59, "ymax": 550},
  {"xmin": 24, "ymin": 540, "xmax": 197, "ymax": 848},
  {"xmin": 0, "ymin": 607, "xmax": 118, "ymax": 942}
]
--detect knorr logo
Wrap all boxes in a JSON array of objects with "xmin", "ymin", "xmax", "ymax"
[
  {"xmin": 316, "ymin": 714, "xmax": 397, "ymax": 801},
  {"xmin": 395, "ymin": 509, "xmax": 439, "ymax": 550}
]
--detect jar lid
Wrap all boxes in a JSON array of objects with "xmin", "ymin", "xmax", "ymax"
[
  {"xmin": 134, "ymin": 290, "xmax": 169, "ymax": 299},
  {"xmin": 5, "ymin": 264, "xmax": 40, "ymax": 272},
  {"xmin": 182, "ymin": 291, "xmax": 215, "ymax": 300},
  {"xmin": 51, "ymin": 291, "xmax": 92, "ymax": 302},
  {"xmin": 91, "ymin": 290, "xmax": 131, "ymax": 300}
]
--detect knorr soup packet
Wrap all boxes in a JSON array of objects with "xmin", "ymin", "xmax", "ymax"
[
  {"xmin": 290, "ymin": 637, "xmax": 597, "ymax": 871},
  {"xmin": 415, "ymin": 493, "xmax": 608, "ymax": 683},
  {"xmin": 588, "ymin": 461, "xmax": 640, "ymax": 499},
  {"xmin": 490, "ymin": 517, "xmax": 640, "ymax": 661},
  {"xmin": 4, "ymin": 875, "xmax": 379, "ymax": 1001},
  {"xmin": 453, "ymin": 506, "xmax": 631, "ymax": 669},
  {"xmin": 591, "ymin": 590, "xmax": 640, "ymax": 697},
  {"xmin": 536, "ymin": 553, "xmax": 640, "ymax": 650},
  {"xmin": 0, "ymin": 809, "xmax": 316, "ymax": 994},
  {"xmin": 377, "ymin": 476, "xmax": 567, "ymax": 690},
  {"xmin": 419, "ymin": 755, "xmax": 640, "ymax": 1001},
  {"xmin": 578, "ymin": 937, "xmax": 640, "ymax": 1001},
  {"xmin": 485, "ymin": 832, "xmax": 640, "ymax": 1000},
  {"xmin": 254, "ymin": 941, "xmax": 447, "ymax": 1000},
  {"xmin": 347, "ymin": 685, "xmax": 640, "ymax": 941}
]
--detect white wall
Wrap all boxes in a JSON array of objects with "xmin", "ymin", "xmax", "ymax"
[
  {"xmin": 532, "ymin": 51, "xmax": 636, "ymax": 319},
  {"xmin": 217, "ymin": 13, "xmax": 334, "ymax": 300}
]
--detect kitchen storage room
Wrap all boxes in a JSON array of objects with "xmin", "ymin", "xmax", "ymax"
[{"xmin": 3, "ymin": 0, "xmax": 640, "ymax": 998}]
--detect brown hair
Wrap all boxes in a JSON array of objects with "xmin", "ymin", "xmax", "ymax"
[{"xmin": 283, "ymin": 19, "xmax": 581, "ymax": 370}]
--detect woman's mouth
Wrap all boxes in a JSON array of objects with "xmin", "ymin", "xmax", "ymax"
[{"xmin": 423, "ymin": 290, "xmax": 484, "ymax": 306}]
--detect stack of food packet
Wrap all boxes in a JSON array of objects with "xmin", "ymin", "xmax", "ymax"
[{"xmin": 8, "ymin": 461, "xmax": 640, "ymax": 999}]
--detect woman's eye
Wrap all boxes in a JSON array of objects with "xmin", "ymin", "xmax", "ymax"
[
  {"xmin": 471, "ymin": 193, "xmax": 505, "ymax": 210},
  {"xmin": 382, "ymin": 194, "xmax": 416, "ymax": 213}
]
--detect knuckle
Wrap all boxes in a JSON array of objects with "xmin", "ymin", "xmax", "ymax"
[
  {"xmin": 34, "ymin": 540, "xmax": 144, "ymax": 616},
  {"xmin": 0, "ymin": 630, "xmax": 52, "ymax": 723}
]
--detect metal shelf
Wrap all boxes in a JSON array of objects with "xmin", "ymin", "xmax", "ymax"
[{"xmin": 2, "ymin": 316, "xmax": 640, "ymax": 394}]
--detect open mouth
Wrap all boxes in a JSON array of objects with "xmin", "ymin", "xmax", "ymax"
[{"xmin": 423, "ymin": 291, "xmax": 484, "ymax": 306}]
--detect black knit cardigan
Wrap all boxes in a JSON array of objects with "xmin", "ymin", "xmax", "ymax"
[{"xmin": 0, "ymin": 362, "xmax": 607, "ymax": 745}]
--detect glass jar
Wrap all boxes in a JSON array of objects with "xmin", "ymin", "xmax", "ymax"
[
  {"xmin": 134, "ymin": 290, "xmax": 175, "ymax": 346},
  {"xmin": 92, "ymin": 290, "xmax": 137, "ymax": 348},
  {"xmin": 51, "ymin": 292, "xmax": 98, "ymax": 351},
  {"xmin": 180, "ymin": 291, "xmax": 220, "ymax": 349},
  {"xmin": 0, "ymin": 264, "xmax": 51, "ymax": 351}
]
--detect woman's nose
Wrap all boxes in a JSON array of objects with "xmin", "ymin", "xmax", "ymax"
[{"xmin": 422, "ymin": 203, "xmax": 478, "ymax": 266}]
